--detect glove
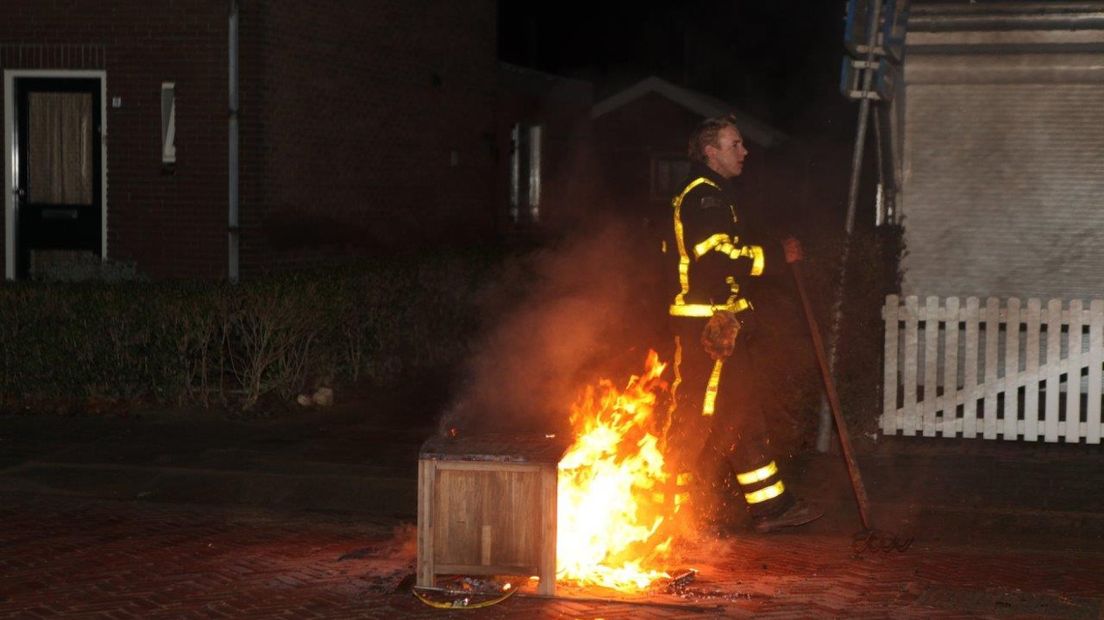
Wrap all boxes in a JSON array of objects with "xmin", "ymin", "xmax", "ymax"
[
  {"xmin": 783, "ymin": 237, "xmax": 803, "ymax": 264},
  {"xmin": 701, "ymin": 310, "xmax": 741, "ymax": 360}
]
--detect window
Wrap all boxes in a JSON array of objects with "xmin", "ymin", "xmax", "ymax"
[
  {"xmin": 27, "ymin": 91, "xmax": 94, "ymax": 205},
  {"xmin": 161, "ymin": 82, "xmax": 175, "ymax": 164},
  {"xmin": 651, "ymin": 154, "xmax": 690, "ymax": 200},
  {"xmin": 509, "ymin": 122, "xmax": 542, "ymax": 225}
]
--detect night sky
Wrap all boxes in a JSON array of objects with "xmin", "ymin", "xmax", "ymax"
[{"xmin": 498, "ymin": 0, "xmax": 850, "ymax": 136}]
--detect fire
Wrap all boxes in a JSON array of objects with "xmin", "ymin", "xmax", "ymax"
[{"xmin": 556, "ymin": 350, "xmax": 682, "ymax": 591}]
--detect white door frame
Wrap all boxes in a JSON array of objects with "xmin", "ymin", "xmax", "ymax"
[{"xmin": 4, "ymin": 69, "xmax": 108, "ymax": 280}]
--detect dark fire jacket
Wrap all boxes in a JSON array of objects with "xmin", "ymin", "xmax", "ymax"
[{"xmin": 664, "ymin": 163, "xmax": 769, "ymax": 319}]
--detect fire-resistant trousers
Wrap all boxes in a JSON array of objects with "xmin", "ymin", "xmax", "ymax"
[{"xmin": 665, "ymin": 315, "xmax": 792, "ymax": 519}]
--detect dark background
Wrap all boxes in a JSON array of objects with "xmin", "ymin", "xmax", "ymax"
[
  {"xmin": 498, "ymin": 0, "xmax": 852, "ymax": 138},
  {"xmin": 492, "ymin": 1, "xmax": 890, "ymax": 448}
]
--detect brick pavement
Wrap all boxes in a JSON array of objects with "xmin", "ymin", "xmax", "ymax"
[{"xmin": 2, "ymin": 492, "xmax": 1101, "ymax": 619}]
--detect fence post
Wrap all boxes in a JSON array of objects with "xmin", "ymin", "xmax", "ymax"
[
  {"xmin": 1004, "ymin": 298, "xmax": 1021, "ymax": 440},
  {"xmin": 963, "ymin": 297, "xmax": 980, "ymax": 439},
  {"xmin": 1067, "ymin": 299, "xmax": 1084, "ymax": 443},
  {"xmin": 902, "ymin": 296, "xmax": 920, "ymax": 436},
  {"xmin": 1088, "ymin": 300, "xmax": 1103, "ymax": 444},
  {"xmin": 1024, "ymin": 299, "xmax": 1042, "ymax": 441},
  {"xmin": 983, "ymin": 297, "xmax": 1000, "ymax": 439},
  {"xmin": 1045, "ymin": 299, "xmax": 1063, "ymax": 443},
  {"xmin": 922, "ymin": 296, "xmax": 940, "ymax": 437},
  {"xmin": 882, "ymin": 295, "xmax": 900, "ymax": 435},
  {"xmin": 942, "ymin": 297, "xmax": 960, "ymax": 437}
]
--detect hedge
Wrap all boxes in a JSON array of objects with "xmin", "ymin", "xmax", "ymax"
[{"xmin": 0, "ymin": 250, "xmax": 501, "ymax": 414}]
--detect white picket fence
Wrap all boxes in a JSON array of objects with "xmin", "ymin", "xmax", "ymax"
[{"xmin": 882, "ymin": 295, "xmax": 1104, "ymax": 443}]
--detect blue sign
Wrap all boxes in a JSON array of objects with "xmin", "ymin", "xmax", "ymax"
[{"xmin": 841, "ymin": 0, "xmax": 909, "ymax": 101}]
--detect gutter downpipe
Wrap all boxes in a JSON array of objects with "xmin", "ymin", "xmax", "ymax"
[{"xmin": 228, "ymin": 0, "xmax": 240, "ymax": 283}]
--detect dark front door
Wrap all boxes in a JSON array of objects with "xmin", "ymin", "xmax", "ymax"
[{"xmin": 14, "ymin": 77, "xmax": 103, "ymax": 279}]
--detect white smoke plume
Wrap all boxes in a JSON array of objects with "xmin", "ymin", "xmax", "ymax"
[{"xmin": 439, "ymin": 215, "xmax": 665, "ymax": 436}]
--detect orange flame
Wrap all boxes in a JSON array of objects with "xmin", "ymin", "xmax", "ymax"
[{"xmin": 556, "ymin": 350, "xmax": 681, "ymax": 591}]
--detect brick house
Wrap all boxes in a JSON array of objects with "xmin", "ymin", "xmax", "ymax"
[
  {"xmin": 1, "ymin": 0, "xmax": 499, "ymax": 281},
  {"xmin": 496, "ymin": 62, "xmax": 594, "ymax": 232},
  {"xmin": 590, "ymin": 76, "xmax": 786, "ymax": 220}
]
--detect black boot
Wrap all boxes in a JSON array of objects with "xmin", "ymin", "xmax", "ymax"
[{"xmin": 752, "ymin": 499, "xmax": 823, "ymax": 533}]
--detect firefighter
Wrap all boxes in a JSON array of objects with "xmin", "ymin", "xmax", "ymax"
[{"xmin": 663, "ymin": 114, "xmax": 821, "ymax": 534}]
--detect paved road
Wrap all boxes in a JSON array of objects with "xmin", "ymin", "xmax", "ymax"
[{"xmin": 3, "ymin": 492, "xmax": 1101, "ymax": 619}]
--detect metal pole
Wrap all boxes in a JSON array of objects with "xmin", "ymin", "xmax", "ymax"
[
  {"xmin": 816, "ymin": 0, "xmax": 883, "ymax": 453},
  {"xmin": 873, "ymin": 105, "xmax": 886, "ymax": 226},
  {"xmin": 228, "ymin": 0, "xmax": 240, "ymax": 283}
]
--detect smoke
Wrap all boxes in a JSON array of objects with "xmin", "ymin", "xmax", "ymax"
[{"xmin": 439, "ymin": 215, "xmax": 665, "ymax": 436}]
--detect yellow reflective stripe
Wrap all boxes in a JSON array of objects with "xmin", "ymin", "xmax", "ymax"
[
  {"xmin": 666, "ymin": 302, "xmax": 710, "ymax": 315},
  {"xmin": 676, "ymin": 261, "xmax": 690, "ymax": 304},
  {"xmin": 676, "ymin": 472, "xmax": 692, "ymax": 486},
  {"xmin": 701, "ymin": 359, "xmax": 724, "ymax": 417},
  {"xmin": 736, "ymin": 461, "xmax": 778, "ymax": 486},
  {"xmin": 673, "ymin": 202, "xmax": 688, "ymax": 306},
  {"xmin": 693, "ymin": 233, "xmax": 731, "ymax": 259},
  {"xmin": 724, "ymin": 277, "xmax": 740, "ymax": 300},
  {"xmin": 744, "ymin": 480, "xmax": 785, "ymax": 504},
  {"xmin": 672, "ymin": 177, "xmax": 720, "ymax": 306},
  {"xmin": 668, "ymin": 300, "xmax": 751, "ymax": 318},
  {"xmin": 714, "ymin": 243, "xmax": 765, "ymax": 276},
  {"xmin": 697, "ymin": 238, "xmax": 763, "ymax": 279},
  {"xmin": 743, "ymin": 245, "xmax": 765, "ymax": 276},
  {"xmin": 672, "ymin": 177, "xmax": 719, "ymax": 208}
]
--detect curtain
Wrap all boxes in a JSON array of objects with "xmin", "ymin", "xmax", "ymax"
[{"xmin": 28, "ymin": 92, "xmax": 93, "ymax": 205}]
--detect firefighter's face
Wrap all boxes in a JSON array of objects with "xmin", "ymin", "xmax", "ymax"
[{"xmin": 706, "ymin": 126, "xmax": 748, "ymax": 179}]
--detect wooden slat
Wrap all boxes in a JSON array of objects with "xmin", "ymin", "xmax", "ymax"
[
  {"xmin": 983, "ymin": 297, "xmax": 1000, "ymax": 439},
  {"xmin": 1045, "ymin": 299, "xmax": 1063, "ymax": 442},
  {"xmin": 883, "ymin": 295, "xmax": 900, "ymax": 434},
  {"xmin": 1024, "ymin": 299, "xmax": 1042, "ymax": 441},
  {"xmin": 1003, "ymin": 298, "xmax": 1021, "ymax": 440},
  {"xmin": 417, "ymin": 459, "xmax": 436, "ymax": 588},
  {"xmin": 1088, "ymin": 300, "xmax": 1103, "ymax": 444},
  {"xmin": 481, "ymin": 525, "xmax": 493, "ymax": 566},
  {"xmin": 940, "ymin": 354, "xmax": 1084, "ymax": 410},
  {"xmin": 922, "ymin": 296, "xmax": 940, "ymax": 437},
  {"xmin": 963, "ymin": 297, "xmax": 980, "ymax": 439},
  {"xmin": 902, "ymin": 296, "xmax": 920, "ymax": 435},
  {"xmin": 539, "ymin": 465, "xmax": 558, "ymax": 595},
  {"xmin": 426, "ymin": 461, "xmax": 542, "ymax": 474},
  {"xmin": 941, "ymin": 297, "xmax": 960, "ymax": 437},
  {"xmin": 1066, "ymin": 299, "xmax": 1084, "ymax": 443}
]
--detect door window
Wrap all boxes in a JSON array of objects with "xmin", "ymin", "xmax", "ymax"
[{"xmin": 27, "ymin": 91, "xmax": 94, "ymax": 205}]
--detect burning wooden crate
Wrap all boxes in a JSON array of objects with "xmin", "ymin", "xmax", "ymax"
[{"xmin": 417, "ymin": 433, "xmax": 568, "ymax": 595}]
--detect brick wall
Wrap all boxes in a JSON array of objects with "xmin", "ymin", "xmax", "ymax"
[
  {"xmin": 0, "ymin": 0, "xmax": 229, "ymax": 279},
  {"xmin": 496, "ymin": 64, "xmax": 596, "ymax": 231},
  {"xmin": 2, "ymin": 0, "xmax": 500, "ymax": 280},
  {"xmin": 242, "ymin": 0, "xmax": 499, "ymax": 273}
]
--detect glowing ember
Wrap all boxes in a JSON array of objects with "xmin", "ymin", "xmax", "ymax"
[{"xmin": 556, "ymin": 350, "xmax": 681, "ymax": 591}]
